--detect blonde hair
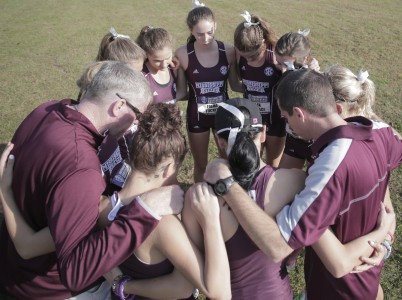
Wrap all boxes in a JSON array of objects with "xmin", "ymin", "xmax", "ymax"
[
  {"xmin": 76, "ymin": 61, "xmax": 107, "ymax": 100},
  {"xmin": 325, "ymin": 65, "xmax": 375, "ymax": 118}
]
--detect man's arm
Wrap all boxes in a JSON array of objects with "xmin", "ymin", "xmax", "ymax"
[
  {"xmin": 204, "ymin": 159, "xmax": 294, "ymax": 262},
  {"xmin": 312, "ymin": 202, "xmax": 394, "ymax": 278},
  {"xmin": 50, "ymin": 171, "xmax": 161, "ymax": 292}
]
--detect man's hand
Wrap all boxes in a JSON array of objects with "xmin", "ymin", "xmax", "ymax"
[
  {"xmin": 140, "ymin": 185, "xmax": 184, "ymax": 216},
  {"xmin": 204, "ymin": 158, "xmax": 231, "ymax": 184}
]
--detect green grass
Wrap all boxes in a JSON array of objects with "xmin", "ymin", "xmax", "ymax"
[{"xmin": 0, "ymin": 0, "xmax": 401, "ymax": 299}]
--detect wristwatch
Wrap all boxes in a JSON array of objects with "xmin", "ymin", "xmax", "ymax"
[{"xmin": 213, "ymin": 176, "xmax": 235, "ymax": 196}]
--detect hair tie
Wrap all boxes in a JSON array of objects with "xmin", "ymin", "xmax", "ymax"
[
  {"xmin": 240, "ymin": 11, "xmax": 260, "ymax": 28},
  {"xmin": 297, "ymin": 28, "xmax": 311, "ymax": 37},
  {"xmin": 357, "ymin": 70, "xmax": 369, "ymax": 83},
  {"xmin": 192, "ymin": 0, "xmax": 205, "ymax": 8},
  {"xmin": 109, "ymin": 27, "xmax": 130, "ymax": 40},
  {"xmin": 284, "ymin": 61, "xmax": 295, "ymax": 71}
]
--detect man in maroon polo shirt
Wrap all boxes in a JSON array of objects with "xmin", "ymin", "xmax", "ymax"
[
  {"xmin": 0, "ymin": 61, "xmax": 183, "ymax": 300},
  {"xmin": 204, "ymin": 69, "xmax": 401, "ymax": 299}
]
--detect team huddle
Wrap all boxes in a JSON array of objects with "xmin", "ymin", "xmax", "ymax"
[{"xmin": 0, "ymin": 1, "xmax": 400, "ymax": 300}]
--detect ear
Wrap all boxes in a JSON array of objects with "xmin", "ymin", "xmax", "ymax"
[
  {"xmin": 293, "ymin": 107, "xmax": 306, "ymax": 122},
  {"xmin": 162, "ymin": 162, "xmax": 173, "ymax": 178},
  {"xmin": 336, "ymin": 102, "xmax": 343, "ymax": 115},
  {"xmin": 111, "ymin": 99, "xmax": 124, "ymax": 117},
  {"xmin": 259, "ymin": 126, "xmax": 267, "ymax": 143},
  {"xmin": 215, "ymin": 134, "xmax": 228, "ymax": 152}
]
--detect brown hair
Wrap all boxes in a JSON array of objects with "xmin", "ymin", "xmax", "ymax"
[
  {"xmin": 234, "ymin": 14, "xmax": 277, "ymax": 52},
  {"xmin": 276, "ymin": 69, "xmax": 337, "ymax": 117},
  {"xmin": 275, "ymin": 32, "xmax": 312, "ymax": 66},
  {"xmin": 136, "ymin": 26, "xmax": 173, "ymax": 54},
  {"xmin": 96, "ymin": 29, "xmax": 146, "ymax": 63},
  {"xmin": 186, "ymin": 6, "xmax": 215, "ymax": 44},
  {"xmin": 130, "ymin": 103, "xmax": 188, "ymax": 175}
]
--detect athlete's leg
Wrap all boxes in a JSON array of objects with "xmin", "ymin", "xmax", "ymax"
[
  {"xmin": 264, "ymin": 135, "xmax": 285, "ymax": 167},
  {"xmin": 188, "ymin": 131, "xmax": 210, "ymax": 183}
]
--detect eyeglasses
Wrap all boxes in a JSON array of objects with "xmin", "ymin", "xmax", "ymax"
[{"xmin": 116, "ymin": 93, "xmax": 142, "ymax": 116}]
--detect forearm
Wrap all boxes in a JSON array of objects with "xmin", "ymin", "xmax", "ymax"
[
  {"xmin": 224, "ymin": 183, "xmax": 293, "ymax": 262},
  {"xmin": 57, "ymin": 201, "xmax": 159, "ymax": 291},
  {"xmin": 313, "ymin": 227, "xmax": 388, "ymax": 278},
  {"xmin": 202, "ymin": 220, "xmax": 231, "ymax": 300},
  {"xmin": 124, "ymin": 268, "xmax": 193, "ymax": 299},
  {"xmin": 0, "ymin": 188, "xmax": 55, "ymax": 258}
]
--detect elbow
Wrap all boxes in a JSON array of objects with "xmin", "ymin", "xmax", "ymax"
[
  {"xmin": 326, "ymin": 261, "xmax": 351, "ymax": 278},
  {"xmin": 176, "ymin": 283, "xmax": 194, "ymax": 299},
  {"xmin": 205, "ymin": 290, "xmax": 232, "ymax": 300},
  {"xmin": 262, "ymin": 247, "xmax": 289, "ymax": 263}
]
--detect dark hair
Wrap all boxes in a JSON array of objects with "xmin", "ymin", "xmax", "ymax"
[
  {"xmin": 276, "ymin": 69, "xmax": 336, "ymax": 117},
  {"xmin": 136, "ymin": 26, "xmax": 173, "ymax": 55},
  {"xmin": 217, "ymin": 106, "xmax": 262, "ymax": 189},
  {"xmin": 275, "ymin": 32, "xmax": 311, "ymax": 67},
  {"xmin": 234, "ymin": 14, "xmax": 277, "ymax": 52},
  {"xmin": 130, "ymin": 103, "xmax": 188, "ymax": 175},
  {"xmin": 186, "ymin": 6, "xmax": 215, "ymax": 44}
]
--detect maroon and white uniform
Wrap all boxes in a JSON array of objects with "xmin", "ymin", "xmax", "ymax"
[
  {"xmin": 226, "ymin": 166, "xmax": 292, "ymax": 299},
  {"xmin": 276, "ymin": 117, "xmax": 402, "ymax": 300},
  {"xmin": 0, "ymin": 99, "xmax": 159, "ymax": 300},
  {"xmin": 142, "ymin": 64, "xmax": 176, "ymax": 104},
  {"xmin": 185, "ymin": 40, "xmax": 229, "ymax": 133},
  {"xmin": 238, "ymin": 47, "xmax": 285, "ymax": 137},
  {"xmin": 98, "ymin": 124, "xmax": 137, "ymax": 195}
]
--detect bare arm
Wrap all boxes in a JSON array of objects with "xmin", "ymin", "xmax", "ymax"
[
  {"xmin": 204, "ymin": 159, "xmax": 294, "ymax": 262},
  {"xmin": 312, "ymin": 203, "xmax": 394, "ymax": 278},
  {"xmin": 175, "ymin": 46, "xmax": 189, "ymax": 101},
  {"xmin": 226, "ymin": 45, "xmax": 243, "ymax": 93},
  {"xmin": 0, "ymin": 143, "xmax": 55, "ymax": 259},
  {"xmin": 124, "ymin": 184, "xmax": 230, "ymax": 300}
]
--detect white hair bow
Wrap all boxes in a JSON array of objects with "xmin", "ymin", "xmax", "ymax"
[
  {"xmin": 240, "ymin": 10, "xmax": 260, "ymax": 28},
  {"xmin": 109, "ymin": 27, "xmax": 130, "ymax": 40},
  {"xmin": 193, "ymin": 0, "xmax": 205, "ymax": 8},
  {"xmin": 284, "ymin": 61, "xmax": 296, "ymax": 71},
  {"xmin": 357, "ymin": 70, "xmax": 369, "ymax": 83},
  {"xmin": 298, "ymin": 28, "xmax": 311, "ymax": 37}
]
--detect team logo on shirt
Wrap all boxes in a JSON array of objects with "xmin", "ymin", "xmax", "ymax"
[
  {"xmin": 220, "ymin": 66, "xmax": 228, "ymax": 75},
  {"xmin": 264, "ymin": 67, "xmax": 274, "ymax": 77}
]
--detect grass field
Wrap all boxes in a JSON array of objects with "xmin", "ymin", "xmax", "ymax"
[{"xmin": 0, "ymin": 0, "xmax": 401, "ymax": 299}]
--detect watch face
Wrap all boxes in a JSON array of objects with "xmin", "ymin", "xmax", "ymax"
[{"xmin": 214, "ymin": 181, "xmax": 227, "ymax": 195}]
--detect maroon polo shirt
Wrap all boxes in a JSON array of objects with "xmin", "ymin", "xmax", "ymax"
[
  {"xmin": 0, "ymin": 100, "xmax": 159, "ymax": 300},
  {"xmin": 276, "ymin": 117, "xmax": 402, "ymax": 299}
]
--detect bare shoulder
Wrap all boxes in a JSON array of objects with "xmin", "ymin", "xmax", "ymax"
[
  {"xmin": 175, "ymin": 45, "xmax": 187, "ymax": 60},
  {"xmin": 175, "ymin": 45, "xmax": 189, "ymax": 69},
  {"xmin": 223, "ymin": 43, "xmax": 236, "ymax": 63}
]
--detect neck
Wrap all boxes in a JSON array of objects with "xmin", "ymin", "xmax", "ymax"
[
  {"xmin": 75, "ymin": 100, "xmax": 108, "ymax": 134},
  {"xmin": 119, "ymin": 170, "xmax": 163, "ymax": 203},
  {"xmin": 310, "ymin": 113, "xmax": 348, "ymax": 140}
]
